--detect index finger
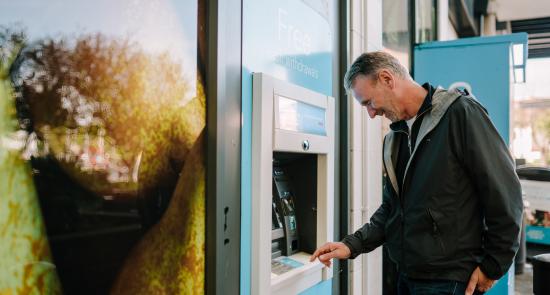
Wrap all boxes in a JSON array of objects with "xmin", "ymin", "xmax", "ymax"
[{"xmin": 310, "ymin": 243, "xmax": 332, "ymax": 262}]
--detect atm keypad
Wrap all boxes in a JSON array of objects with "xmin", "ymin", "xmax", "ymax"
[{"xmin": 271, "ymin": 257, "xmax": 304, "ymax": 275}]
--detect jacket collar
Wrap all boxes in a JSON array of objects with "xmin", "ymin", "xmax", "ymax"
[{"xmin": 383, "ymin": 87, "xmax": 462, "ymax": 195}]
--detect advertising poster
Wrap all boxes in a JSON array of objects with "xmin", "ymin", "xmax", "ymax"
[{"xmin": 0, "ymin": 1, "xmax": 206, "ymax": 294}]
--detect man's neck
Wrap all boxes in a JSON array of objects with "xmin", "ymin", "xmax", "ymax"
[{"xmin": 402, "ymin": 82, "xmax": 428, "ymax": 119}]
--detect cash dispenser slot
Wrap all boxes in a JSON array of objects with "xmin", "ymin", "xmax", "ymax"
[
  {"xmin": 272, "ymin": 166, "xmax": 300, "ymax": 258},
  {"xmin": 270, "ymin": 153, "xmax": 317, "ymax": 276}
]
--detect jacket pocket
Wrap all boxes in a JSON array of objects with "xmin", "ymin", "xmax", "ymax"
[
  {"xmin": 424, "ymin": 207, "xmax": 457, "ymax": 258},
  {"xmin": 406, "ymin": 206, "xmax": 459, "ymax": 269},
  {"xmin": 427, "ymin": 208, "xmax": 447, "ymax": 256}
]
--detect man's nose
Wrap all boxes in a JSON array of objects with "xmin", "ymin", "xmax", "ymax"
[{"xmin": 367, "ymin": 106, "xmax": 377, "ymax": 118}]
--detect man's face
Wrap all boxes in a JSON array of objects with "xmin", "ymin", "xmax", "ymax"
[{"xmin": 351, "ymin": 74, "xmax": 400, "ymax": 122}]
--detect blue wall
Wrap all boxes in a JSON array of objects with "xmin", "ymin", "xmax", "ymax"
[{"xmin": 241, "ymin": 0, "xmax": 335, "ymax": 294}]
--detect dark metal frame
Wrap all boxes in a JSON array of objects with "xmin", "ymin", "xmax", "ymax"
[
  {"xmin": 205, "ymin": 0, "xmax": 242, "ymax": 294},
  {"xmin": 337, "ymin": 0, "xmax": 349, "ymax": 294},
  {"xmin": 410, "ymin": 0, "xmax": 417, "ymax": 75}
]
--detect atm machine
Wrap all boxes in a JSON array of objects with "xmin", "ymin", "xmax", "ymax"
[{"xmin": 251, "ymin": 73, "xmax": 335, "ymax": 294}]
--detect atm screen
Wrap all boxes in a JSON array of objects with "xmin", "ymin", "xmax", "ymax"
[{"xmin": 277, "ymin": 95, "xmax": 326, "ymax": 136}]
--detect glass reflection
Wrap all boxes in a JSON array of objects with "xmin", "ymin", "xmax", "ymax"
[
  {"xmin": 0, "ymin": 1, "xmax": 205, "ymax": 294},
  {"xmin": 383, "ymin": 0, "xmax": 411, "ymax": 70},
  {"xmin": 416, "ymin": 0, "xmax": 437, "ymax": 43}
]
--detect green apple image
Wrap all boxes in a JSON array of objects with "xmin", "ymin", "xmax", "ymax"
[
  {"xmin": 111, "ymin": 131, "xmax": 205, "ymax": 294},
  {"xmin": 0, "ymin": 30, "xmax": 62, "ymax": 293}
]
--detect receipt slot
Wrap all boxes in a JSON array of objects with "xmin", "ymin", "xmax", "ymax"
[{"xmin": 251, "ymin": 73, "xmax": 335, "ymax": 294}]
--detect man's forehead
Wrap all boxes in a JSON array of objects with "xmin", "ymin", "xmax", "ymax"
[{"xmin": 352, "ymin": 77, "xmax": 371, "ymax": 92}]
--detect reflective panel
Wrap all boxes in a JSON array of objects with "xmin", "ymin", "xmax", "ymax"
[
  {"xmin": 0, "ymin": 1, "xmax": 205, "ymax": 294},
  {"xmin": 383, "ymin": 0, "xmax": 410, "ymax": 71}
]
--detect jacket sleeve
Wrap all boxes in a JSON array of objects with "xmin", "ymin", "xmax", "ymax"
[
  {"xmin": 341, "ymin": 176, "xmax": 392, "ymax": 259},
  {"xmin": 458, "ymin": 98, "xmax": 523, "ymax": 280}
]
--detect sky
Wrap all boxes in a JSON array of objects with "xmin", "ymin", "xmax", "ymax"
[
  {"xmin": 514, "ymin": 57, "xmax": 550, "ymax": 100},
  {"xmin": 0, "ymin": 0, "xmax": 198, "ymax": 101}
]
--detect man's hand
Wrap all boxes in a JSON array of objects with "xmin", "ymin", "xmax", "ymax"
[
  {"xmin": 309, "ymin": 242, "xmax": 351, "ymax": 267},
  {"xmin": 465, "ymin": 266, "xmax": 496, "ymax": 294}
]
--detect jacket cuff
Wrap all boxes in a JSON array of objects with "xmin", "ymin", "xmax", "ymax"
[
  {"xmin": 341, "ymin": 235, "xmax": 362, "ymax": 259},
  {"xmin": 479, "ymin": 256, "xmax": 504, "ymax": 280}
]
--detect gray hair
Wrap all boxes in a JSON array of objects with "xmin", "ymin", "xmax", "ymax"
[{"xmin": 343, "ymin": 51, "xmax": 410, "ymax": 91}]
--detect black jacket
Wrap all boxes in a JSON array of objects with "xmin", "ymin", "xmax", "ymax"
[{"xmin": 342, "ymin": 88, "xmax": 523, "ymax": 282}]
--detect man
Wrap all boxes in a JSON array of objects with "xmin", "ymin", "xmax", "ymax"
[{"xmin": 310, "ymin": 51, "xmax": 523, "ymax": 295}]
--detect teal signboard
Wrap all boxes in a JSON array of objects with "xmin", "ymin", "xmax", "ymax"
[
  {"xmin": 414, "ymin": 33, "xmax": 528, "ymax": 144},
  {"xmin": 241, "ymin": 0, "xmax": 334, "ymax": 294}
]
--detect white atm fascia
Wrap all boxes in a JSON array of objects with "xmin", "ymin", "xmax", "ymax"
[{"xmin": 251, "ymin": 73, "xmax": 335, "ymax": 295}]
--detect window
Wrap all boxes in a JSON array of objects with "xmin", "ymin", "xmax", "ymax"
[
  {"xmin": 416, "ymin": 0, "xmax": 437, "ymax": 43},
  {"xmin": 383, "ymin": 0, "xmax": 411, "ymax": 71}
]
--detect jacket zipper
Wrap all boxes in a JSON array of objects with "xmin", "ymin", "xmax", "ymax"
[
  {"xmin": 394, "ymin": 130, "xmax": 412, "ymax": 156},
  {"xmin": 400, "ymin": 106, "xmax": 432, "ymax": 194},
  {"xmin": 394, "ymin": 106, "xmax": 433, "ymax": 272},
  {"xmin": 393, "ymin": 129, "xmax": 409, "ymax": 273},
  {"xmin": 427, "ymin": 208, "xmax": 446, "ymax": 254}
]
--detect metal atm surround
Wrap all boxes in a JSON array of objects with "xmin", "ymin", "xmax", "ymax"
[{"xmin": 251, "ymin": 73, "xmax": 335, "ymax": 295}]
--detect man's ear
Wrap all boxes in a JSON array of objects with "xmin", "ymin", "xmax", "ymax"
[{"xmin": 378, "ymin": 69, "xmax": 394, "ymax": 89}]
